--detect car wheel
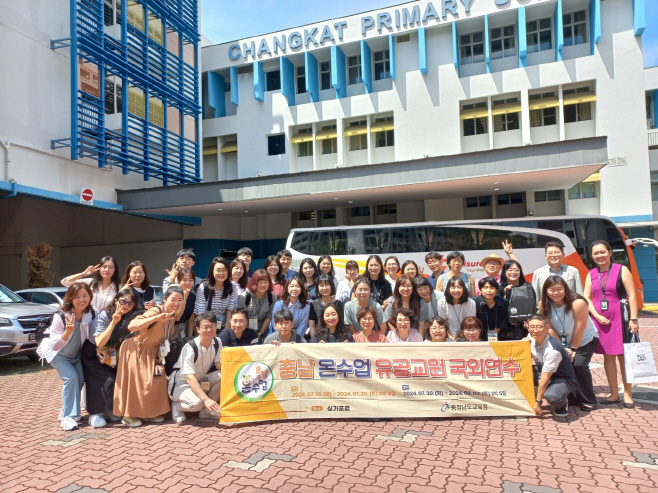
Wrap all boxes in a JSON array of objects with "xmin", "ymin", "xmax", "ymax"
[{"xmin": 26, "ymin": 352, "xmax": 40, "ymax": 362}]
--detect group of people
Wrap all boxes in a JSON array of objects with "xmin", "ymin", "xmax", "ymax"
[{"xmin": 37, "ymin": 239, "xmax": 639, "ymax": 429}]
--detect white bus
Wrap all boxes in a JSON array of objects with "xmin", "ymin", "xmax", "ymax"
[{"xmin": 286, "ymin": 215, "xmax": 644, "ymax": 307}]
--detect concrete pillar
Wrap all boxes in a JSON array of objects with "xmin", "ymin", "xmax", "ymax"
[
  {"xmin": 487, "ymin": 96, "xmax": 494, "ymax": 150},
  {"xmin": 520, "ymin": 88, "xmax": 531, "ymax": 145},
  {"xmin": 558, "ymin": 85, "xmax": 565, "ymax": 141},
  {"xmin": 336, "ymin": 117, "xmax": 344, "ymax": 166},
  {"xmin": 336, "ymin": 207, "xmax": 349, "ymax": 225}
]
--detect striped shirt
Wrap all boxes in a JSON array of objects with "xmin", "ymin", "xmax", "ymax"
[{"xmin": 193, "ymin": 281, "xmax": 239, "ymax": 328}]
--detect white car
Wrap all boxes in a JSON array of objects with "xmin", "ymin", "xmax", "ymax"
[{"xmin": 16, "ymin": 287, "xmax": 68, "ymax": 308}]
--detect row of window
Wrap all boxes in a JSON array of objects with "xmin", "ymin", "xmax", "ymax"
[
  {"xmin": 460, "ymin": 11, "xmax": 587, "ymax": 65},
  {"xmin": 103, "ymin": 0, "xmax": 196, "ymax": 68},
  {"xmin": 466, "ymin": 186, "xmax": 595, "ymax": 209},
  {"xmin": 298, "ymin": 204, "xmax": 398, "ymax": 222}
]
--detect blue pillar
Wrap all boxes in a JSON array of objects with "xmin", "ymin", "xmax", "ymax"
[
  {"xmin": 120, "ymin": 0, "xmax": 128, "ymax": 174},
  {"xmin": 280, "ymin": 57, "xmax": 295, "ymax": 106},
  {"xmin": 230, "ymin": 66, "xmax": 239, "ymax": 105},
  {"xmin": 633, "ymin": 0, "xmax": 645, "ymax": 36},
  {"xmin": 207, "ymin": 72, "xmax": 226, "ymax": 118},
  {"xmin": 589, "ymin": 0, "xmax": 601, "ymax": 55},
  {"xmin": 70, "ymin": 0, "xmax": 78, "ymax": 160},
  {"xmin": 254, "ymin": 61, "xmax": 265, "ymax": 102},
  {"xmin": 331, "ymin": 45, "xmax": 346, "ymax": 99},
  {"xmin": 361, "ymin": 40, "xmax": 373, "ymax": 93},
  {"xmin": 484, "ymin": 15, "xmax": 491, "ymax": 74},
  {"xmin": 452, "ymin": 22, "xmax": 459, "ymax": 77},
  {"xmin": 305, "ymin": 51, "xmax": 319, "ymax": 103},
  {"xmin": 389, "ymin": 34, "xmax": 396, "ymax": 80},
  {"xmin": 418, "ymin": 28, "xmax": 428, "ymax": 75},
  {"xmin": 555, "ymin": 0, "xmax": 564, "ymax": 62},
  {"xmin": 518, "ymin": 8, "xmax": 527, "ymax": 68}
]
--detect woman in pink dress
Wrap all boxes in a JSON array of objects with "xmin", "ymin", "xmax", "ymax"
[{"xmin": 584, "ymin": 240, "xmax": 639, "ymax": 408}]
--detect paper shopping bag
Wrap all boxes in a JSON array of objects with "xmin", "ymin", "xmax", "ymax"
[{"xmin": 624, "ymin": 333, "xmax": 658, "ymax": 384}]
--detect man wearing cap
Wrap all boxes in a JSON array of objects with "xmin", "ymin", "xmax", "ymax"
[
  {"xmin": 474, "ymin": 241, "xmax": 518, "ymax": 295},
  {"xmin": 532, "ymin": 241, "xmax": 583, "ymax": 303}
]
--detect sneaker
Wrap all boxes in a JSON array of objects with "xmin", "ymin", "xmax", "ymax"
[
  {"xmin": 121, "ymin": 416, "xmax": 142, "ymax": 427},
  {"xmin": 105, "ymin": 412, "xmax": 122, "ymax": 422},
  {"xmin": 58, "ymin": 411, "xmax": 81, "ymax": 422},
  {"xmin": 143, "ymin": 415, "xmax": 165, "ymax": 423},
  {"xmin": 554, "ymin": 404, "xmax": 569, "ymax": 418},
  {"xmin": 61, "ymin": 416, "xmax": 78, "ymax": 431},
  {"xmin": 198, "ymin": 408, "xmax": 219, "ymax": 420},
  {"xmin": 171, "ymin": 402, "xmax": 186, "ymax": 423},
  {"xmin": 88, "ymin": 414, "xmax": 107, "ymax": 428}
]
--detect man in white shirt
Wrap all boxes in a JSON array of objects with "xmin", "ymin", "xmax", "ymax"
[
  {"xmin": 527, "ymin": 314, "xmax": 578, "ymax": 419},
  {"xmin": 169, "ymin": 311, "xmax": 222, "ymax": 423},
  {"xmin": 532, "ymin": 241, "xmax": 583, "ymax": 302}
]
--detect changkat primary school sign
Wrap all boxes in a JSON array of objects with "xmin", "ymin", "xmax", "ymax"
[{"xmin": 228, "ymin": 0, "xmax": 521, "ymax": 61}]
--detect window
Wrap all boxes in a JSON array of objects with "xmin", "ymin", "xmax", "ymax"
[
  {"xmin": 563, "ymin": 11, "xmax": 587, "ymax": 46},
  {"xmin": 494, "ymin": 113, "xmax": 519, "ymax": 132},
  {"xmin": 568, "ymin": 182, "xmax": 596, "ymax": 200},
  {"xmin": 296, "ymin": 66, "xmax": 306, "ymax": 94},
  {"xmin": 462, "ymin": 102, "xmax": 487, "ymax": 136},
  {"xmin": 348, "ymin": 55, "xmax": 362, "ymax": 85},
  {"xmin": 374, "ymin": 50, "xmax": 390, "ymax": 80},
  {"xmin": 397, "ymin": 34, "xmax": 411, "ymax": 43},
  {"xmin": 127, "ymin": 0, "xmax": 145, "ymax": 33},
  {"xmin": 268, "ymin": 134, "xmax": 285, "ymax": 155},
  {"xmin": 498, "ymin": 193, "xmax": 524, "ymax": 205},
  {"xmin": 349, "ymin": 120, "xmax": 367, "ymax": 151},
  {"xmin": 321, "ymin": 125, "xmax": 337, "ymax": 155},
  {"xmin": 527, "ymin": 18, "xmax": 552, "ymax": 53},
  {"xmin": 466, "ymin": 196, "xmax": 491, "ymax": 208},
  {"xmin": 530, "ymin": 107, "xmax": 557, "ymax": 127},
  {"xmin": 149, "ymin": 97, "xmax": 164, "ymax": 128},
  {"xmin": 460, "ymin": 32, "xmax": 484, "ymax": 65},
  {"xmin": 299, "ymin": 211, "xmax": 316, "ymax": 221},
  {"xmin": 491, "ymin": 25, "xmax": 516, "ymax": 59},
  {"xmin": 148, "ymin": 13, "xmax": 164, "ymax": 46},
  {"xmin": 351, "ymin": 206, "xmax": 370, "ymax": 217},
  {"xmin": 374, "ymin": 117, "xmax": 394, "ymax": 148},
  {"xmin": 104, "ymin": 0, "xmax": 122, "ymax": 27},
  {"xmin": 322, "ymin": 209, "xmax": 336, "ymax": 220},
  {"xmin": 320, "ymin": 61, "xmax": 331, "ymax": 90},
  {"xmin": 377, "ymin": 204, "xmax": 397, "ymax": 215},
  {"xmin": 564, "ymin": 103, "xmax": 592, "ymax": 123},
  {"xmin": 105, "ymin": 78, "xmax": 122, "ymax": 114},
  {"xmin": 266, "ymin": 70, "xmax": 281, "ymax": 91},
  {"xmin": 297, "ymin": 128, "xmax": 313, "ymax": 157},
  {"xmin": 535, "ymin": 190, "xmax": 562, "ymax": 202}
]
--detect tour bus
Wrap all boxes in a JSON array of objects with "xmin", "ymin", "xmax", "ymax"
[{"xmin": 286, "ymin": 215, "xmax": 644, "ymax": 308}]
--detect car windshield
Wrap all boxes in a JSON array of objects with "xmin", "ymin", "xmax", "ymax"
[{"xmin": 0, "ymin": 285, "xmax": 25, "ymax": 303}]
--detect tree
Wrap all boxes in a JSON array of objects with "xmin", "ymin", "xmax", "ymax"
[{"xmin": 26, "ymin": 242, "xmax": 55, "ymax": 288}]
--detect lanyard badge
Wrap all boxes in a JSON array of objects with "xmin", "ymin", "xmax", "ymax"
[{"xmin": 201, "ymin": 376, "xmax": 210, "ymax": 392}]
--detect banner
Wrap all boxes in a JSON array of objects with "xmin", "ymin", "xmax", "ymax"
[{"xmin": 219, "ymin": 341, "xmax": 536, "ymax": 423}]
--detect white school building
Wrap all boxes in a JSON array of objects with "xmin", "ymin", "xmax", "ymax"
[{"xmin": 2, "ymin": 0, "xmax": 658, "ymax": 300}]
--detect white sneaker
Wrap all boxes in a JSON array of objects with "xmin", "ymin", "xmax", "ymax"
[
  {"xmin": 58, "ymin": 411, "xmax": 81, "ymax": 422},
  {"xmin": 171, "ymin": 401, "xmax": 186, "ymax": 423},
  {"xmin": 89, "ymin": 414, "xmax": 107, "ymax": 428},
  {"xmin": 199, "ymin": 408, "xmax": 219, "ymax": 420},
  {"xmin": 61, "ymin": 416, "xmax": 78, "ymax": 431}
]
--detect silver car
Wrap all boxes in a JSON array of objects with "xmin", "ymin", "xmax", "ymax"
[
  {"xmin": 16, "ymin": 287, "xmax": 68, "ymax": 308},
  {"xmin": 0, "ymin": 284, "xmax": 58, "ymax": 360}
]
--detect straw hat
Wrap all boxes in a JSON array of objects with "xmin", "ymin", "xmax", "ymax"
[{"xmin": 480, "ymin": 254, "xmax": 505, "ymax": 268}]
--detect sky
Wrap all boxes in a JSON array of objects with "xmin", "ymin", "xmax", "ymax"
[{"xmin": 200, "ymin": 0, "xmax": 658, "ymax": 68}]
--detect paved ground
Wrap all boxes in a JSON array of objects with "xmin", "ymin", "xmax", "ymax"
[{"xmin": 2, "ymin": 320, "xmax": 658, "ymax": 493}]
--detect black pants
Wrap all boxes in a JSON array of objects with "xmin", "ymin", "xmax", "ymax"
[
  {"xmin": 572, "ymin": 338, "xmax": 598, "ymax": 407},
  {"xmin": 544, "ymin": 377, "xmax": 577, "ymax": 409},
  {"xmin": 80, "ymin": 340, "xmax": 117, "ymax": 415}
]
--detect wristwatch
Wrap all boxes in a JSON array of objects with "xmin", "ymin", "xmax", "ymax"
[
  {"xmin": 536, "ymin": 399, "xmax": 543, "ymax": 405},
  {"xmin": 570, "ymin": 347, "xmax": 579, "ymax": 352},
  {"xmin": 630, "ymin": 318, "xmax": 638, "ymax": 323}
]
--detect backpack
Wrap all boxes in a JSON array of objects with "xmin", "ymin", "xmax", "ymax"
[
  {"xmin": 166, "ymin": 337, "xmax": 220, "ymax": 380},
  {"xmin": 507, "ymin": 284, "xmax": 535, "ymax": 323},
  {"xmin": 36, "ymin": 309, "xmax": 96, "ymax": 344}
]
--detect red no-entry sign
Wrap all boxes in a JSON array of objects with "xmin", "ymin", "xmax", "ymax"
[{"xmin": 80, "ymin": 188, "xmax": 94, "ymax": 205}]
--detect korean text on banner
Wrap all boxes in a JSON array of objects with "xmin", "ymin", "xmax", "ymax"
[{"xmin": 220, "ymin": 341, "xmax": 536, "ymax": 423}]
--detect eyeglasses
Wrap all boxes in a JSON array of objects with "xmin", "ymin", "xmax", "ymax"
[
  {"xmin": 360, "ymin": 317, "xmax": 375, "ymax": 322},
  {"xmin": 118, "ymin": 299, "xmax": 135, "ymax": 307},
  {"xmin": 528, "ymin": 325, "xmax": 545, "ymax": 330},
  {"xmin": 397, "ymin": 319, "xmax": 410, "ymax": 325},
  {"xmin": 463, "ymin": 328, "xmax": 480, "ymax": 332}
]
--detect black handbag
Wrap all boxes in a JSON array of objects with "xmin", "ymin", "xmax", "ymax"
[{"xmin": 507, "ymin": 284, "xmax": 536, "ymax": 323}]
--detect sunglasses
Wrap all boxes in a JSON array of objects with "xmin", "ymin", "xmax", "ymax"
[{"xmin": 118, "ymin": 299, "xmax": 135, "ymax": 307}]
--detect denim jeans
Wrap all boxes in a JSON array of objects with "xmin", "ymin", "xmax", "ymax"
[{"xmin": 50, "ymin": 353, "xmax": 84, "ymax": 418}]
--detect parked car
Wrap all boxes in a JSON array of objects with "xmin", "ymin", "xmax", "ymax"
[
  {"xmin": 0, "ymin": 284, "xmax": 58, "ymax": 360},
  {"xmin": 16, "ymin": 287, "xmax": 68, "ymax": 308}
]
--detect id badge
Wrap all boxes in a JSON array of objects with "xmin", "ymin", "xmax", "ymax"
[
  {"xmin": 488, "ymin": 330, "xmax": 498, "ymax": 342},
  {"xmin": 201, "ymin": 376, "xmax": 210, "ymax": 393},
  {"xmin": 600, "ymin": 299, "xmax": 609, "ymax": 311},
  {"xmin": 110, "ymin": 348, "xmax": 117, "ymax": 367},
  {"xmin": 560, "ymin": 335, "xmax": 568, "ymax": 347},
  {"xmin": 249, "ymin": 317, "xmax": 259, "ymax": 331}
]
